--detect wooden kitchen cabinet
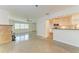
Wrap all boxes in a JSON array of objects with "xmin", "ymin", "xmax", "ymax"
[{"xmin": 0, "ymin": 25, "xmax": 12, "ymax": 44}]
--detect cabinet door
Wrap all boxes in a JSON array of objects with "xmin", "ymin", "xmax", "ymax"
[{"xmin": 0, "ymin": 26, "xmax": 12, "ymax": 44}]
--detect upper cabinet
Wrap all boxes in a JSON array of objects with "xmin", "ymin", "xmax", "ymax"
[
  {"xmin": 49, "ymin": 16, "xmax": 72, "ymax": 29},
  {"xmin": 52, "ymin": 16, "xmax": 72, "ymax": 26},
  {"xmin": 49, "ymin": 13, "xmax": 79, "ymax": 29},
  {"xmin": 72, "ymin": 13, "xmax": 79, "ymax": 24}
]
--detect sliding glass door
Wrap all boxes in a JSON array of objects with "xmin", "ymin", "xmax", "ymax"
[{"xmin": 14, "ymin": 23, "xmax": 29, "ymax": 42}]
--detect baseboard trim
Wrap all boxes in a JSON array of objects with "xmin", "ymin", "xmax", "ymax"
[{"xmin": 53, "ymin": 40, "xmax": 79, "ymax": 48}]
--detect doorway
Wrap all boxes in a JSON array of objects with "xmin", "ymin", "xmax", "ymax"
[{"xmin": 45, "ymin": 20, "xmax": 53, "ymax": 40}]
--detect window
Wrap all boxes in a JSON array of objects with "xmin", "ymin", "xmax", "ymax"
[
  {"xmin": 21, "ymin": 24, "xmax": 25, "ymax": 29},
  {"xmin": 15, "ymin": 23, "xmax": 20, "ymax": 29},
  {"xmin": 15, "ymin": 23, "xmax": 29, "ymax": 29},
  {"xmin": 25, "ymin": 24, "xmax": 29, "ymax": 29}
]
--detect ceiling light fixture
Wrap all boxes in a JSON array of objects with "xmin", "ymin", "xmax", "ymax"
[{"xmin": 35, "ymin": 5, "xmax": 38, "ymax": 7}]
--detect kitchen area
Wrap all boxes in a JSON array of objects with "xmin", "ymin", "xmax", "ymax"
[{"xmin": 47, "ymin": 13, "xmax": 79, "ymax": 47}]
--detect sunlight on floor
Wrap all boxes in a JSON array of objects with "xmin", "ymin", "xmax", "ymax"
[{"xmin": 16, "ymin": 34, "xmax": 29, "ymax": 42}]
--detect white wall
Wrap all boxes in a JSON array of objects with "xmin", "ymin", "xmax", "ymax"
[
  {"xmin": 0, "ymin": 9, "xmax": 10, "ymax": 25},
  {"xmin": 37, "ymin": 6, "xmax": 79, "ymax": 38},
  {"xmin": 37, "ymin": 15, "xmax": 50, "ymax": 37}
]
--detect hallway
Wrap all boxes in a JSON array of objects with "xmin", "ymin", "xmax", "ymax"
[{"xmin": 0, "ymin": 32, "xmax": 79, "ymax": 53}]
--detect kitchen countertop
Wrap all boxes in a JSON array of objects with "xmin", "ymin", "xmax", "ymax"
[{"xmin": 52, "ymin": 28, "xmax": 79, "ymax": 30}]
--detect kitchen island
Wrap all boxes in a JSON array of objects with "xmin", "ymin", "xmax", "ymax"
[{"xmin": 53, "ymin": 29, "xmax": 79, "ymax": 47}]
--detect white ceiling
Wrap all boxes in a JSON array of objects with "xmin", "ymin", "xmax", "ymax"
[{"xmin": 0, "ymin": 5, "xmax": 74, "ymax": 19}]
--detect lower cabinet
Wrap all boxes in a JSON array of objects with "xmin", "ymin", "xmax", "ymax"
[{"xmin": 0, "ymin": 25, "xmax": 12, "ymax": 44}]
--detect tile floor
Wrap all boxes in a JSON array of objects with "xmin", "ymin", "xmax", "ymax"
[{"xmin": 0, "ymin": 32, "xmax": 79, "ymax": 53}]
